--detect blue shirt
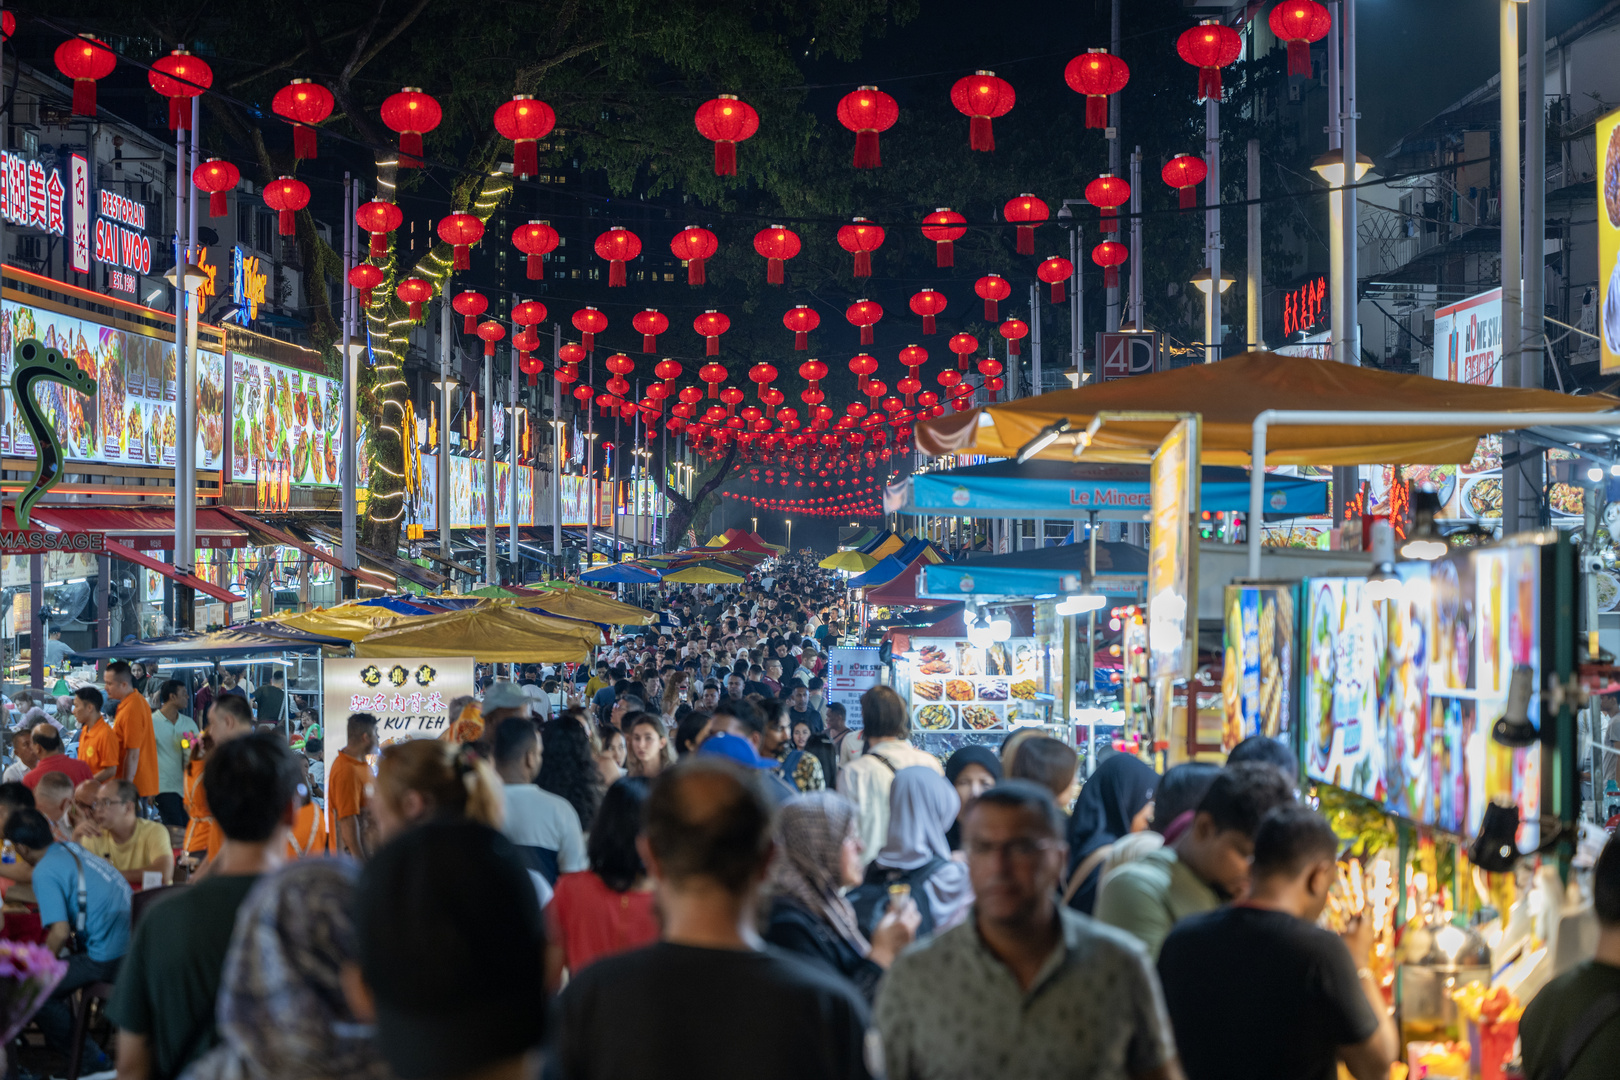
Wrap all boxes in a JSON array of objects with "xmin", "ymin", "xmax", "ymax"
[
  {"xmin": 591, "ymin": 687, "xmax": 617, "ymax": 713},
  {"xmin": 34, "ymin": 841, "xmax": 133, "ymax": 962}
]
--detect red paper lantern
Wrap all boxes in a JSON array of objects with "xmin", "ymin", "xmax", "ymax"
[
  {"xmin": 356, "ymin": 201, "xmax": 403, "ymax": 258},
  {"xmin": 380, "ymin": 88, "xmax": 441, "ymax": 168},
  {"xmin": 950, "ymin": 71, "xmax": 1015, "ymax": 152},
  {"xmin": 979, "ymin": 356, "xmax": 1005, "ymax": 400},
  {"xmin": 1270, "ymin": 1, "xmax": 1332, "ymax": 78},
  {"xmin": 938, "ymin": 368, "xmax": 962, "ymax": 388},
  {"xmin": 845, "ymin": 300, "xmax": 883, "ymax": 347},
  {"xmin": 921, "ymin": 209, "xmax": 967, "ymax": 268},
  {"xmin": 784, "ymin": 306, "xmax": 820, "ymax": 351},
  {"xmin": 1037, "ymin": 256, "xmax": 1074, "ymax": 304},
  {"xmin": 192, "ymin": 158, "xmax": 239, "ymax": 218},
  {"xmin": 798, "ymin": 359, "xmax": 828, "ymax": 393},
  {"xmin": 694, "ymin": 95, "xmax": 759, "ymax": 176},
  {"xmin": 452, "ymin": 290, "xmax": 488, "ymax": 333},
  {"xmin": 632, "ymin": 309, "xmax": 668, "ymax": 353},
  {"xmin": 272, "ymin": 79, "xmax": 334, "ymax": 159},
  {"xmin": 263, "ymin": 176, "xmax": 309, "ymax": 237},
  {"xmin": 655, "ymin": 358, "xmax": 683, "ymax": 391},
  {"xmin": 494, "ymin": 95, "xmax": 555, "ymax": 178},
  {"xmin": 438, "ymin": 213, "xmax": 485, "ymax": 270},
  {"xmin": 998, "ymin": 318, "xmax": 1028, "ymax": 357},
  {"xmin": 149, "ymin": 50, "xmax": 212, "ymax": 131},
  {"xmin": 1178, "ymin": 20, "xmax": 1244, "ymax": 103},
  {"xmin": 559, "ymin": 343, "xmax": 586, "ymax": 367},
  {"xmin": 836, "ymin": 218, "xmax": 885, "ymax": 278},
  {"xmin": 512, "ymin": 300, "xmax": 548, "ymax": 332},
  {"xmin": 1092, "ymin": 240, "xmax": 1128, "ymax": 289},
  {"xmin": 694, "ymin": 310, "xmax": 730, "ymax": 356},
  {"xmin": 2, "ymin": 13, "xmax": 13, "ymax": 41},
  {"xmin": 572, "ymin": 385, "xmax": 594, "ymax": 408},
  {"xmin": 975, "ymin": 274, "xmax": 1011, "ymax": 321},
  {"xmin": 910, "ymin": 289, "xmax": 946, "ymax": 335},
  {"xmin": 512, "ymin": 221, "xmax": 559, "ymax": 280},
  {"xmin": 54, "ymin": 36, "xmax": 116, "ymax": 118},
  {"xmin": 573, "ymin": 307, "xmax": 608, "ymax": 351},
  {"xmin": 948, "ymin": 333, "xmax": 979, "ymax": 371},
  {"xmin": 699, "ymin": 361, "xmax": 728, "ymax": 398},
  {"xmin": 1064, "ymin": 49, "xmax": 1130, "ymax": 130},
  {"xmin": 836, "ymin": 86, "xmax": 899, "ymax": 168},
  {"xmin": 848, "ymin": 354, "xmax": 878, "ymax": 380},
  {"xmin": 476, "ymin": 321, "xmax": 504, "ymax": 358},
  {"xmin": 1162, "ymin": 154, "xmax": 1208, "ymax": 210},
  {"xmin": 348, "ymin": 263, "xmax": 384, "ymax": 307},
  {"xmin": 670, "ymin": 226, "xmax": 719, "ymax": 285},
  {"xmin": 1085, "ymin": 173, "xmax": 1130, "ymax": 233},
  {"xmin": 1002, "ymin": 193, "xmax": 1049, "ymax": 256},
  {"xmin": 678, "ymin": 386, "xmax": 704, "ymax": 406},
  {"xmin": 595, "ymin": 226, "xmax": 641, "ymax": 287},
  {"xmin": 519, "ymin": 345, "xmax": 545, "ymax": 386},
  {"xmin": 753, "ymin": 225, "xmax": 801, "ymax": 285},
  {"xmin": 396, "ymin": 277, "xmax": 433, "ymax": 321},
  {"xmin": 749, "ymin": 363, "xmax": 779, "ymax": 406}
]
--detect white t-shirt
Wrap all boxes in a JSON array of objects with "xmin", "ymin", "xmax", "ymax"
[{"xmin": 502, "ymin": 783, "xmax": 588, "ymax": 874}]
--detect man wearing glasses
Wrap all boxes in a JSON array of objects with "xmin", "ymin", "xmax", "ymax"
[{"xmin": 76, "ymin": 778, "xmax": 174, "ymax": 887}]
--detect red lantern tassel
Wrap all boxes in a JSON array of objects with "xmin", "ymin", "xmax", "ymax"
[
  {"xmin": 463, "ymin": 314, "xmax": 476, "ymax": 333},
  {"xmin": 853, "ymin": 130, "xmax": 881, "ymax": 169},
  {"xmin": 293, "ymin": 125, "xmax": 317, "ymax": 160},
  {"xmin": 853, "ymin": 251, "xmax": 872, "ymax": 278},
  {"xmin": 1199, "ymin": 68, "xmax": 1222, "ymax": 103},
  {"xmin": 407, "ymin": 302, "xmax": 424, "ymax": 320},
  {"xmin": 73, "ymin": 80, "xmax": 97, "ymax": 118},
  {"xmin": 528, "ymin": 371, "xmax": 538, "ymax": 386},
  {"xmin": 922, "ymin": 314, "xmax": 936, "ymax": 335},
  {"xmin": 687, "ymin": 257, "xmax": 706, "ymax": 286},
  {"xmin": 707, "ymin": 382, "xmax": 718, "ymax": 399},
  {"xmin": 983, "ymin": 299, "xmax": 998, "ymax": 321},
  {"xmin": 958, "ymin": 355, "xmax": 968, "ymax": 372},
  {"xmin": 526, "ymin": 253, "xmax": 542, "ymax": 280},
  {"xmin": 1049, "ymin": 281, "xmax": 1066, "ymax": 304},
  {"xmin": 609, "ymin": 260, "xmax": 626, "ymax": 287},
  {"xmin": 767, "ymin": 258, "xmax": 784, "ymax": 285},
  {"xmin": 794, "ymin": 331, "xmax": 808, "ymax": 350},
  {"xmin": 399, "ymin": 132, "xmax": 424, "ymax": 167},
  {"xmin": 169, "ymin": 98, "xmax": 190, "ymax": 131},
  {"xmin": 514, "ymin": 140, "xmax": 538, "ymax": 177},
  {"xmin": 209, "ymin": 191, "xmax": 228, "ymax": 218},
  {"xmin": 935, "ymin": 241, "xmax": 954, "ymax": 268},
  {"xmin": 860, "ymin": 326, "xmax": 874, "ymax": 346},
  {"xmin": 370, "ymin": 234, "xmax": 387, "ymax": 258},
  {"xmin": 1287, "ymin": 39, "xmax": 1311, "ymax": 78},
  {"xmin": 642, "ymin": 333, "xmax": 657, "ymax": 352},
  {"xmin": 1086, "ymin": 95, "xmax": 1107, "ymax": 130},
  {"xmin": 582, "ymin": 332, "xmax": 594, "ymax": 351},
  {"xmin": 277, "ymin": 209, "xmax": 295, "ymax": 236},
  {"xmin": 1104, "ymin": 266, "xmax": 1119, "ymax": 289},
  {"xmin": 359, "ymin": 288, "xmax": 374, "ymax": 306},
  {"xmin": 1016, "ymin": 226, "xmax": 1034, "ymax": 256},
  {"xmin": 1103, "ymin": 208, "xmax": 1119, "ymax": 233},
  {"xmin": 706, "ymin": 337, "xmax": 719, "ymax": 357},
  {"xmin": 1179, "ymin": 186, "xmax": 1196, "ymax": 210},
  {"xmin": 1008, "ymin": 339, "xmax": 1020, "ymax": 356},
  {"xmin": 713, "ymin": 140, "xmax": 736, "ymax": 176},
  {"xmin": 968, "ymin": 115, "xmax": 994, "ymax": 152},
  {"xmin": 453, "ymin": 245, "xmax": 470, "ymax": 271}
]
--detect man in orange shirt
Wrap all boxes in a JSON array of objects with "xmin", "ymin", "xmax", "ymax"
[
  {"xmin": 104, "ymin": 661, "xmax": 159, "ymax": 799},
  {"xmin": 329, "ymin": 712, "xmax": 378, "ymax": 861},
  {"xmin": 72, "ymin": 689, "xmax": 120, "ymax": 782}
]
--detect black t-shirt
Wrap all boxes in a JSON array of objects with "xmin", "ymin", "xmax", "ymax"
[
  {"xmin": 1157, "ymin": 905, "xmax": 1377, "ymax": 1080},
  {"xmin": 1520, "ymin": 960, "xmax": 1620, "ymax": 1080},
  {"xmin": 554, "ymin": 942, "xmax": 871, "ymax": 1080}
]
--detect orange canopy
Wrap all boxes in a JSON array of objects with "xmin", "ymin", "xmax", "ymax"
[{"xmin": 915, "ymin": 352, "xmax": 1620, "ymax": 466}]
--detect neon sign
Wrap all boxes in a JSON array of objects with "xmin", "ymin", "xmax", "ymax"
[
  {"xmin": 1282, "ymin": 275, "xmax": 1328, "ymax": 337},
  {"xmin": 231, "ymin": 245, "xmax": 267, "ymax": 324},
  {"xmin": 92, "ymin": 189, "xmax": 152, "ymax": 291},
  {"xmin": 0, "ymin": 152, "xmax": 66, "ymax": 237}
]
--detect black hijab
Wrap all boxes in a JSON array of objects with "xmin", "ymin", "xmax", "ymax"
[
  {"xmin": 942, "ymin": 745, "xmax": 1004, "ymax": 850},
  {"xmin": 1063, "ymin": 753, "xmax": 1158, "ymax": 913}
]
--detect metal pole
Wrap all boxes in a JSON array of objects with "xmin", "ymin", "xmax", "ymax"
[
  {"xmin": 1501, "ymin": 0, "xmax": 1524, "ymax": 532},
  {"xmin": 1032, "ymin": 281, "xmax": 1045, "ymax": 547},
  {"xmin": 1071, "ymin": 225, "xmax": 1084, "ymax": 381},
  {"xmin": 585, "ymin": 351, "xmax": 595, "ymax": 571},
  {"xmin": 1523, "ymin": 0, "xmax": 1546, "ymax": 535},
  {"xmin": 1205, "ymin": 96, "xmax": 1221, "ymax": 364},
  {"xmin": 1129, "ymin": 147, "xmax": 1144, "ymax": 330},
  {"xmin": 1105, "ymin": 0, "xmax": 1122, "ymax": 333},
  {"xmin": 1342, "ymin": 0, "xmax": 1359, "ymax": 365},
  {"xmin": 1247, "ymin": 138, "xmax": 1263, "ymax": 351},
  {"xmin": 1326, "ymin": 3, "xmax": 1346, "ymax": 364},
  {"xmin": 484, "ymin": 346, "xmax": 495, "ymax": 584},
  {"xmin": 1086, "ymin": 510, "xmax": 1098, "ymax": 706},
  {"xmin": 172, "ymin": 114, "xmax": 193, "ymax": 628}
]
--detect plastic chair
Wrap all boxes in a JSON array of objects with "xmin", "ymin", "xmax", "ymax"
[{"xmin": 64, "ymin": 980, "xmax": 114, "ymax": 1080}]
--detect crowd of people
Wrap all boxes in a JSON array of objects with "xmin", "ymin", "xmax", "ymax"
[{"xmin": 0, "ymin": 550, "xmax": 1614, "ymax": 1080}]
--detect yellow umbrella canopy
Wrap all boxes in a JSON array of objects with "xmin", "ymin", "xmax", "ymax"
[
  {"xmin": 510, "ymin": 586, "xmax": 656, "ymax": 626},
  {"xmin": 662, "ymin": 563, "xmax": 747, "ymax": 584},
  {"xmin": 271, "ymin": 604, "xmax": 408, "ymax": 642},
  {"xmin": 354, "ymin": 601, "xmax": 602, "ymax": 662},
  {"xmin": 820, "ymin": 550, "xmax": 878, "ymax": 573}
]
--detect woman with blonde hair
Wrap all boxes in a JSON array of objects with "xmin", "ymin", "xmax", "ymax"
[{"xmin": 660, "ymin": 671, "xmax": 689, "ymax": 720}]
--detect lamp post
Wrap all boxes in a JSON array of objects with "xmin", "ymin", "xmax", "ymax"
[
  {"xmin": 1190, "ymin": 267, "xmax": 1234, "ymax": 362},
  {"xmin": 163, "ymin": 255, "xmax": 207, "ymax": 629},
  {"xmin": 786, "ymin": 518, "xmax": 793, "ymax": 552},
  {"xmin": 1309, "ymin": 148, "xmax": 1372, "ymax": 362},
  {"xmin": 584, "ymin": 431, "xmax": 599, "ymax": 571}
]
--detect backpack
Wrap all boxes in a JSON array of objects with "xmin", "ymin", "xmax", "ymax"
[{"xmin": 847, "ymin": 856, "xmax": 947, "ymax": 939}]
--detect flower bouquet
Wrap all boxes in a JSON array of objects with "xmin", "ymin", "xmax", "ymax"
[{"xmin": 0, "ymin": 939, "xmax": 67, "ymax": 1045}]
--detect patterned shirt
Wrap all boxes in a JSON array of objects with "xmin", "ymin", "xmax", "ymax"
[{"xmin": 875, "ymin": 905, "xmax": 1177, "ymax": 1080}]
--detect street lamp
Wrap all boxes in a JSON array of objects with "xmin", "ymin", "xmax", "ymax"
[
  {"xmin": 164, "ymin": 257, "xmax": 208, "ymax": 626},
  {"xmin": 1189, "ymin": 267, "xmax": 1234, "ymax": 365},
  {"xmin": 786, "ymin": 518, "xmax": 792, "ymax": 551},
  {"xmin": 1310, "ymin": 148, "xmax": 1373, "ymax": 365}
]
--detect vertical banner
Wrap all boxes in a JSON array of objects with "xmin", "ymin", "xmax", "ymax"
[
  {"xmin": 1600, "ymin": 105, "xmax": 1620, "ymax": 372},
  {"xmin": 69, "ymin": 155, "xmax": 91, "ymax": 274},
  {"xmin": 1148, "ymin": 415, "xmax": 1200, "ymax": 752},
  {"xmin": 825, "ymin": 645, "xmax": 881, "ymax": 728}
]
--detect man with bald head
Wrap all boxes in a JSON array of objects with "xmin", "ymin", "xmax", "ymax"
[{"xmin": 555, "ymin": 759, "xmax": 873, "ymax": 1080}]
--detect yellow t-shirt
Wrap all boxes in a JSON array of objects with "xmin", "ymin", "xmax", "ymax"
[{"xmin": 82, "ymin": 817, "xmax": 171, "ymax": 882}]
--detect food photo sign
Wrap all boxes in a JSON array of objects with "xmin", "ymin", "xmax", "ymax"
[
  {"xmin": 229, "ymin": 352, "xmax": 343, "ymax": 488},
  {"xmin": 894, "ymin": 636, "xmax": 1049, "ymax": 765},
  {"xmin": 1600, "ymin": 104, "xmax": 1620, "ymax": 373}
]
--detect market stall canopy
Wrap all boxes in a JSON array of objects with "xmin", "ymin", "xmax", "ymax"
[
  {"xmin": 863, "ymin": 557, "xmax": 951, "ymax": 608},
  {"xmin": 922, "ymin": 541, "xmax": 1148, "ymax": 601},
  {"xmin": 268, "ymin": 604, "xmax": 409, "ymax": 642},
  {"xmin": 914, "ymin": 352, "xmax": 1620, "ymax": 466},
  {"xmin": 712, "ymin": 529, "xmax": 776, "ymax": 555},
  {"xmin": 886, "ymin": 604, "xmax": 1034, "ymax": 654},
  {"xmin": 580, "ymin": 562, "xmax": 662, "ymax": 585},
  {"xmin": 856, "ymin": 529, "xmax": 896, "ymax": 554},
  {"xmin": 512, "ymin": 585, "xmax": 656, "ymax": 625},
  {"xmin": 865, "ymin": 532, "xmax": 907, "ymax": 561},
  {"xmin": 354, "ymin": 601, "xmax": 601, "ymax": 662},
  {"xmin": 28, "ymin": 505, "xmax": 250, "ymax": 551},
  {"xmin": 662, "ymin": 562, "xmax": 748, "ymax": 584},
  {"xmin": 69, "ymin": 625, "xmax": 346, "ymax": 661},
  {"xmin": 888, "ymin": 459, "xmax": 1328, "ymax": 519},
  {"xmin": 354, "ymin": 597, "xmax": 445, "ymax": 616},
  {"xmin": 820, "ymin": 550, "xmax": 879, "ymax": 573}
]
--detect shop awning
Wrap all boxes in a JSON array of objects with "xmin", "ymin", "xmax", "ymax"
[
  {"xmin": 914, "ymin": 351, "xmax": 1620, "ymax": 465},
  {"xmin": 887, "ymin": 459, "xmax": 1329, "ymax": 519},
  {"xmin": 921, "ymin": 541, "xmax": 1148, "ymax": 601},
  {"xmin": 296, "ymin": 521, "xmax": 445, "ymax": 591},
  {"xmin": 580, "ymin": 562, "xmax": 661, "ymax": 585},
  {"xmin": 101, "ymin": 538, "xmax": 245, "ymax": 605},
  {"xmin": 354, "ymin": 601, "xmax": 601, "ymax": 663},
  {"xmin": 886, "ymin": 604, "xmax": 1034, "ymax": 654},
  {"xmin": 28, "ymin": 506, "xmax": 251, "ymax": 550},
  {"xmin": 820, "ymin": 550, "xmax": 879, "ymax": 573},
  {"xmin": 213, "ymin": 507, "xmax": 396, "ymax": 592}
]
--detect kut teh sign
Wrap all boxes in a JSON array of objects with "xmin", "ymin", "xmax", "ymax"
[{"xmin": 1097, "ymin": 332, "xmax": 1160, "ymax": 381}]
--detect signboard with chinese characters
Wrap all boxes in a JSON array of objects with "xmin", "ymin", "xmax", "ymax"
[
  {"xmin": 1600, "ymin": 106, "xmax": 1620, "ymax": 372},
  {"xmin": 1432, "ymin": 288, "xmax": 1503, "ymax": 386},
  {"xmin": 231, "ymin": 246, "xmax": 268, "ymax": 324},
  {"xmin": 1282, "ymin": 276, "xmax": 1328, "ymax": 338},
  {"xmin": 0, "ymin": 151, "xmax": 66, "ymax": 239},
  {"xmin": 229, "ymin": 352, "xmax": 343, "ymax": 488}
]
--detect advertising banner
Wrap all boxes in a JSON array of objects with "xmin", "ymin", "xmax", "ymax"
[
  {"xmin": 229, "ymin": 352, "xmax": 344, "ymax": 487},
  {"xmin": 1432, "ymin": 287, "xmax": 1504, "ymax": 387},
  {"xmin": 1600, "ymin": 105, "xmax": 1620, "ymax": 371},
  {"xmin": 1148, "ymin": 417, "xmax": 1199, "ymax": 682},
  {"xmin": 824, "ymin": 646, "xmax": 882, "ymax": 728}
]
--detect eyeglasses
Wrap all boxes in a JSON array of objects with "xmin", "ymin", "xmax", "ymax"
[
  {"xmin": 965, "ymin": 837, "xmax": 1060, "ymax": 862},
  {"xmin": 92, "ymin": 798, "xmax": 131, "ymax": 809}
]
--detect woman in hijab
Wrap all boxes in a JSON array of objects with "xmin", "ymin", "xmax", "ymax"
[
  {"xmin": 762, "ymin": 793, "xmax": 919, "ymax": 1004},
  {"xmin": 181, "ymin": 860, "xmax": 391, "ymax": 1080},
  {"xmin": 1062, "ymin": 753, "xmax": 1159, "ymax": 914},
  {"xmin": 865, "ymin": 767, "xmax": 975, "ymax": 936},
  {"xmin": 943, "ymin": 745, "xmax": 1003, "ymax": 850}
]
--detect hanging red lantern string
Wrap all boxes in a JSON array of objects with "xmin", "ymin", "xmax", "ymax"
[
  {"xmin": 494, "ymin": 95, "xmax": 555, "ymax": 178},
  {"xmin": 380, "ymin": 87, "xmax": 442, "ymax": 168},
  {"xmin": 1177, "ymin": 20, "xmax": 1244, "ymax": 103},
  {"xmin": 572, "ymin": 307, "xmax": 607, "ymax": 351},
  {"xmin": 605, "ymin": 355, "xmax": 636, "ymax": 414},
  {"xmin": 950, "ymin": 71, "xmax": 1015, "ymax": 152},
  {"xmin": 1037, "ymin": 256, "xmax": 1075, "ymax": 304},
  {"xmin": 263, "ymin": 177, "xmax": 309, "ymax": 236},
  {"xmin": 1269, "ymin": 1, "xmax": 1332, "ymax": 78},
  {"xmin": 921, "ymin": 209, "xmax": 967, "ymax": 268},
  {"xmin": 845, "ymin": 299, "xmax": 883, "ymax": 347},
  {"xmin": 836, "ymin": 86, "xmax": 899, "ymax": 169},
  {"xmin": 848, "ymin": 355, "xmax": 877, "ymax": 400},
  {"xmin": 557, "ymin": 343, "xmax": 586, "ymax": 387},
  {"xmin": 512, "ymin": 221, "xmax": 559, "ymax": 280},
  {"xmin": 272, "ymin": 79, "xmax": 334, "ymax": 159},
  {"xmin": 54, "ymin": 35, "xmax": 116, "ymax": 118},
  {"xmin": 594, "ymin": 226, "xmax": 641, "ymax": 287},
  {"xmin": 149, "ymin": 50, "xmax": 212, "ymax": 131},
  {"xmin": 1085, "ymin": 173, "xmax": 1130, "ymax": 233},
  {"xmin": 1002, "ymin": 194, "xmax": 1049, "ymax": 256},
  {"xmin": 348, "ymin": 263, "xmax": 384, "ymax": 307},
  {"xmin": 1092, "ymin": 240, "xmax": 1128, "ymax": 289},
  {"xmin": 783, "ymin": 306, "xmax": 820, "ymax": 351},
  {"xmin": 670, "ymin": 226, "xmax": 718, "ymax": 285},
  {"xmin": 515, "ymin": 330, "xmax": 544, "ymax": 384},
  {"xmin": 998, "ymin": 318, "xmax": 1028, "ymax": 357},
  {"xmin": 1162, "ymin": 154, "xmax": 1208, "ymax": 210},
  {"xmin": 655, "ymin": 358, "xmax": 683, "ymax": 395},
  {"xmin": 947, "ymin": 333, "xmax": 979, "ymax": 372},
  {"xmin": 1063, "ymin": 49, "xmax": 1130, "ymax": 130},
  {"xmin": 694, "ymin": 95, "xmax": 759, "ymax": 176},
  {"xmin": 396, "ymin": 277, "xmax": 433, "ymax": 321},
  {"xmin": 975, "ymin": 274, "xmax": 1011, "ymax": 321},
  {"xmin": 452, "ymin": 290, "xmax": 488, "ymax": 333},
  {"xmin": 864, "ymin": 379, "xmax": 887, "ymax": 412},
  {"xmin": 356, "ymin": 200, "xmax": 403, "ymax": 258},
  {"xmin": 720, "ymin": 386, "xmax": 746, "ymax": 416},
  {"xmin": 512, "ymin": 300, "xmax": 547, "ymax": 337},
  {"xmin": 798, "ymin": 358, "xmax": 828, "ymax": 397},
  {"xmin": 632, "ymin": 309, "xmax": 668, "ymax": 352},
  {"xmin": 910, "ymin": 289, "xmax": 946, "ymax": 335},
  {"xmin": 898, "ymin": 345, "xmax": 927, "ymax": 406},
  {"xmin": 192, "ymin": 159, "xmax": 240, "ymax": 218},
  {"xmin": 836, "ymin": 218, "xmax": 885, "ymax": 278},
  {"xmin": 438, "ymin": 213, "xmax": 485, "ymax": 270},
  {"xmin": 753, "ymin": 225, "xmax": 801, "ymax": 285},
  {"xmin": 978, "ymin": 357, "xmax": 1005, "ymax": 401},
  {"xmin": 694, "ymin": 310, "xmax": 730, "ymax": 356}
]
